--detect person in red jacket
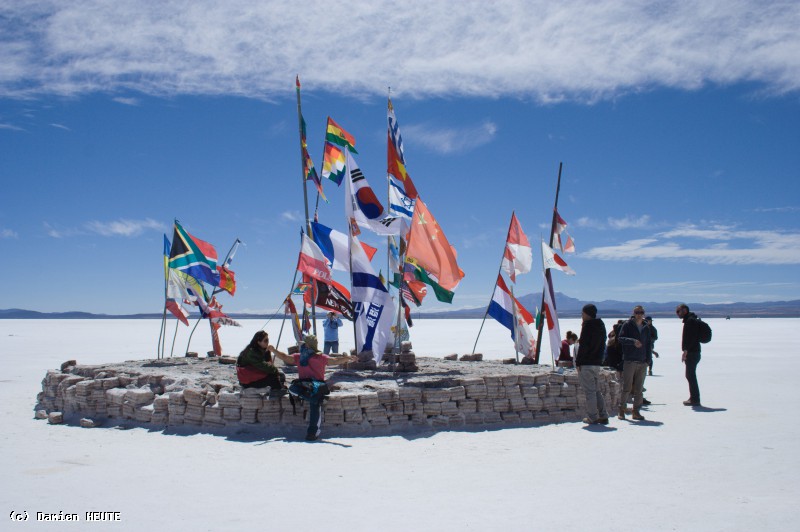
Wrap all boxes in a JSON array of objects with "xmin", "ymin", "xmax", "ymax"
[{"xmin": 236, "ymin": 331, "xmax": 284, "ymax": 392}]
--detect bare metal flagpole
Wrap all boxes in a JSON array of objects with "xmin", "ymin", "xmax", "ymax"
[
  {"xmin": 534, "ymin": 163, "xmax": 563, "ymax": 364},
  {"xmin": 472, "ymin": 211, "xmax": 517, "ymax": 355}
]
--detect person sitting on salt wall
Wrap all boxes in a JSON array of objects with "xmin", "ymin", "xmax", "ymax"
[
  {"xmin": 236, "ymin": 331, "xmax": 285, "ymax": 392},
  {"xmin": 271, "ymin": 335, "xmax": 355, "ymax": 441}
]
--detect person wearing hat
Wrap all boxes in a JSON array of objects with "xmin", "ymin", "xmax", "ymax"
[
  {"xmin": 616, "ymin": 305, "xmax": 653, "ymax": 421},
  {"xmin": 575, "ymin": 304, "xmax": 609, "ymax": 425},
  {"xmin": 271, "ymin": 335, "xmax": 356, "ymax": 440}
]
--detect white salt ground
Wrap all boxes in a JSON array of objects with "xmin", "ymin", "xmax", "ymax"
[{"xmin": 1, "ymin": 318, "xmax": 798, "ymax": 531}]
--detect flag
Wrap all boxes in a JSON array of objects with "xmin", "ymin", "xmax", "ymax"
[
  {"xmin": 542, "ymin": 274, "xmax": 562, "ymax": 362},
  {"xmin": 325, "ymin": 117, "xmax": 357, "ymax": 153},
  {"xmin": 217, "ymin": 266, "xmax": 236, "ymax": 295},
  {"xmin": 285, "ymin": 296, "xmax": 303, "ymax": 343},
  {"xmin": 300, "ymin": 114, "xmax": 326, "ymax": 202},
  {"xmin": 345, "ymin": 150, "xmax": 404, "ymax": 236},
  {"xmin": 387, "ymin": 99, "xmax": 419, "ymax": 199},
  {"xmin": 541, "ymin": 241, "xmax": 576, "ymax": 275},
  {"xmin": 311, "ymin": 221, "xmax": 378, "ymax": 272},
  {"xmin": 321, "ymin": 142, "xmax": 347, "ymax": 185},
  {"xmin": 403, "ymin": 257, "xmax": 453, "ymax": 303},
  {"xmin": 553, "ymin": 211, "xmax": 575, "ymax": 253},
  {"xmin": 165, "ymin": 300, "xmax": 190, "ymax": 326},
  {"xmin": 314, "ymin": 279, "xmax": 354, "ymax": 321},
  {"xmin": 168, "ymin": 221, "xmax": 220, "ymax": 286},
  {"xmin": 405, "ymin": 198, "xmax": 464, "ymax": 291},
  {"xmin": 501, "ymin": 212, "xmax": 532, "ymax": 283},
  {"xmin": 487, "ymin": 274, "xmax": 534, "ymax": 334},
  {"xmin": 297, "ymin": 233, "xmax": 333, "ymax": 283},
  {"xmin": 513, "ymin": 304, "xmax": 537, "ymax": 357},
  {"xmin": 349, "ymin": 230, "xmax": 395, "ymax": 363},
  {"xmin": 293, "ymin": 282, "xmax": 311, "ymax": 295},
  {"xmin": 388, "ymin": 176, "xmax": 415, "ymax": 234}
]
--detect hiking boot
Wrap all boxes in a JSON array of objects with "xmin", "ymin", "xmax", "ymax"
[
  {"xmin": 305, "ymin": 434, "xmax": 318, "ymax": 441},
  {"xmin": 648, "ymin": 370, "xmax": 653, "ymax": 376},
  {"xmin": 582, "ymin": 417, "xmax": 596, "ymax": 424},
  {"xmin": 683, "ymin": 400, "xmax": 700, "ymax": 406},
  {"xmin": 617, "ymin": 407, "xmax": 626, "ymax": 420},
  {"xmin": 632, "ymin": 410, "xmax": 645, "ymax": 421},
  {"xmin": 642, "ymin": 398, "xmax": 652, "ymax": 406},
  {"xmin": 596, "ymin": 417, "xmax": 609, "ymax": 425}
]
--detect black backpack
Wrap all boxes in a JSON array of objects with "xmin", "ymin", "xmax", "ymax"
[{"xmin": 697, "ymin": 319, "xmax": 712, "ymax": 344}]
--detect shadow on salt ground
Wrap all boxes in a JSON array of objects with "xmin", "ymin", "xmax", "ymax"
[
  {"xmin": 581, "ymin": 424, "xmax": 618, "ymax": 433},
  {"xmin": 692, "ymin": 405, "xmax": 727, "ymax": 413}
]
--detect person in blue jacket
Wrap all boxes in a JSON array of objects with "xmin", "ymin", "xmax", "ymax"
[{"xmin": 321, "ymin": 312, "xmax": 343, "ymax": 354}]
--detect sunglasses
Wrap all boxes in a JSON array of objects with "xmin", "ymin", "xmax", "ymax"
[{"xmin": 634, "ymin": 310, "xmax": 645, "ymax": 315}]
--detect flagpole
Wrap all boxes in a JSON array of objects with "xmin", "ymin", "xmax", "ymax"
[
  {"xmin": 510, "ymin": 285, "xmax": 520, "ymax": 364},
  {"xmin": 471, "ymin": 211, "xmax": 517, "ymax": 355},
  {"xmin": 534, "ymin": 162, "xmax": 562, "ymax": 364},
  {"xmin": 206, "ymin": 237, "xmax": 240, "ymax": 356},
  {"xmin": 295, "ymin": 75, "xmax": 318, "ymax": 337},
  {"xmin": 169, "ymin": 319, "xmax": 179, "ymax": 358}
]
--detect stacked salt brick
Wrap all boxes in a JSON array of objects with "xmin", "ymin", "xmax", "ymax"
[
  {"xmin": 37, "ymin": 362, "xmax": 621, "ymax": 435},
  {"xmin": 396, "ymin": 341, "xmax": 418, "ymax": 372}
]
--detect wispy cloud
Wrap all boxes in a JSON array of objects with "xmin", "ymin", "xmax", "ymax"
[
  {"xmin": 50, "ymin": 122, "xmax": 70, "ymax": 130},
  {"xmin": 85, "ymin": 218, "xmax": 165, "ymax": 237},
  {"xmin": 404, "ymin": 121, "xmax": 498, "ymax": 154},
  {"xmin": 281, "ymin": 211, "xmax": 301, "ymax": 223},
  {"xmin": 3, "ymin": 2, "xmax": 797, "ymax": 101},
  {"xmin": 751, "ymin": 206, "xmax": 800, "ymax": 213},
  {"xmin": 584, "ymin": 225, "xmax": 800, "ymax": 265},
  {"xmin": 112, "ymin": 96, "xmax": 140, "ymax": 106},
  {"xmin": 0, "ymin": 123, "xmax": 24, "ymax": 131},
  {"xmin": 1, "ymin": 228, "xmax": 18, "ymax": 239},
  {"xmin": 575, "ymin": 215, "xmax": 652, "ymax": 230}
]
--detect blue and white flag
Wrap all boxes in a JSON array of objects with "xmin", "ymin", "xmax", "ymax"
[
  {"xmin": 388, "ymin": 176, "xmax": 415, "ymax": 234},
  {"xmin": 311, "ymin": 221, "xmax": 350, "ymax": 271},
  {"xmin": 349, "ymin": 230, "xmax": 395, "ymax": 363}
]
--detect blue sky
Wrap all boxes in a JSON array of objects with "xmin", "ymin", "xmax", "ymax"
[{"xmin": 1, "ymin": 1, "xmax": 799, "ymax": 315}]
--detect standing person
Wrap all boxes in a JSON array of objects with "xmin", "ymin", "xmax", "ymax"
[
  {"xmin": 271, "ymin": 335, "xmax": 356, "ymax": 441},
  {"xmin": 616, "ymin": 305, "xmax": 652, "ymax": 421},
  {"xmin": 575, "ymin": 304, "xmax": 609, "ymax": 425},
  {"xmin": 236, "ymin": 331, "xmax": 285, "ymax": 391},
  {"xmin": 322, "ymin": 312, "xmax": 343, "ymax": 354},
  {"xmin": 676, "ymin": 304, "xmax": 702, "ymax": 406},
  {"xmin": 645, "ymin": 316, "xmax": 660, "ymax": 376}
]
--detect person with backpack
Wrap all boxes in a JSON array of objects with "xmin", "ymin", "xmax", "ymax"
[
  {"xmin": 676, "ymin": 304, "xmax": 708, "ymax": 406},
  {"xmin": 270, "ymin": 335, "xmax": 355, "ymax": 441},
  {"xmin": 616, "ymin": 305, "xmax": 653, "ymax": 421},
  {"xmin": 236, "ymin": 331, "xmax": 286, "ymax": 392}
]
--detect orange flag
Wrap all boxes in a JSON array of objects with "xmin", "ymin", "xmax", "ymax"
[{"xmin": 405, "ymin": 198, "xmax": 464, "ymax": 291}]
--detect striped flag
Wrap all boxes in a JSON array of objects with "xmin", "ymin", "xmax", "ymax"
[
  {"xmin": 325, "ymin": 117, "xmax": 358, "ymax": 153},
  {"xmin": 388, "ymin": 99, "xmax": 418, "ymax": 199},
  {"xmin": 297, "ymin": 233, "xmax": 332, "ymax": 283},
  {"xmin": 168, "ymin": 221, "xmax": 220, "ymax": 286}
]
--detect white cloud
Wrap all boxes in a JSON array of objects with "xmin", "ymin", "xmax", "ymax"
[
  {"xmin": 403, "ymin": 121, "xmax": 498, "ymax": 154},
  {"xmin": 0, "ymin": 123, "xmax": 24, "ymax": 131},
  {"xmin": 583, "ymin": 225, "xmax": 800, "ymax": 265},
  {"xmin": 50, "ymin": 122, "xmax": 70, "ymax": 130},
  {"xmin": 112, "ymin": 97, "xmax": 140, "ymax": 106},
  {"xmin": 1, "ymin": 228, "xmax": 18, "ymax": 238},
  {"xmin": 2, "ymin": 1, "xmax": 797, "ymax": 101},
  {"xmin": 280, "ymin": 211, "xmax": 301, "ymax": 222},
  {"xmin": 574, "ymin": 215, "xmax": 652, "ymax": 230},
  {"xmin": 84, "ymin": 218, "xmax": 165, "ymax": 237}
]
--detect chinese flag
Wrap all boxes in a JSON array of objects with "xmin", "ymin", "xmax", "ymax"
[{"xmin": 405, "ymin": 198, "xmax": 464, "ymax": 291}]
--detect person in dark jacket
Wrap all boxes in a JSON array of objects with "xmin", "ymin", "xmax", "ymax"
[
  {"xmin": 236, "ymin": 331, "xmax": 284, "ymax": 391},
  {"xmin": 576, "ymin": 304, "xmax": 609, "ymax": 425},
  {"xmin": 616, "ymin": 305, "xmax": 652, "ymax": 421},
  {"xmin": 676, "ymin": 304, "xmax": 702, "ymax": 406}
]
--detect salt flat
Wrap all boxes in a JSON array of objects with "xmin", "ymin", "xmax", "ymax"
[{"xmin": 1, "ymin": 318, "xmax": 798, "ymax": 531}]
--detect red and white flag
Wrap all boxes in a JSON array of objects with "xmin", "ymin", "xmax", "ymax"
[
  {"xmin": 542, "ymin": 274, "xmax": 562, "ymax": 362},
  {"xmin": 553, "ymin": 210, "xmax": 576, "ymax": 254},
  {"xmin": 297, "ymin": 234, "xmax": 333, "ymax": 283},
  {"xmin": 542, "ymin": 241, "xmax": 576, "ymax": 275},
  {"xmin": 501, "ymin": 212, "xmax": 532, "ymax": 283}
]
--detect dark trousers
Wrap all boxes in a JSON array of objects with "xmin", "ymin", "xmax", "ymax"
[
  {"xmin": 323, "ymin": 341, "xmax": 339, "ymax": 354},
  {"xmin": 307, "ymin": 398, "xmax": 323, "ymax": 438},
  {"xmin": 685, "ymin": 351, "xmax": 701, "ymax": 403}
]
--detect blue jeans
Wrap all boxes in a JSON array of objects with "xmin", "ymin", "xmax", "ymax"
[
  {"xmin": 685, "ymin": 351, "xmax": 701, "ymax": 403},
  {"xmin": 307, "ymin": 398, "xmax": 323, "ymax": 438},
  {"xmin": 324, "ymin": 341, "xmax": 338, "ymax": 354}
]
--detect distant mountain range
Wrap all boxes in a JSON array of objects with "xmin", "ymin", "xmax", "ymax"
[{"xmin": 3, "ymin": 293, "xmax": 799, "ymax": 319}]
